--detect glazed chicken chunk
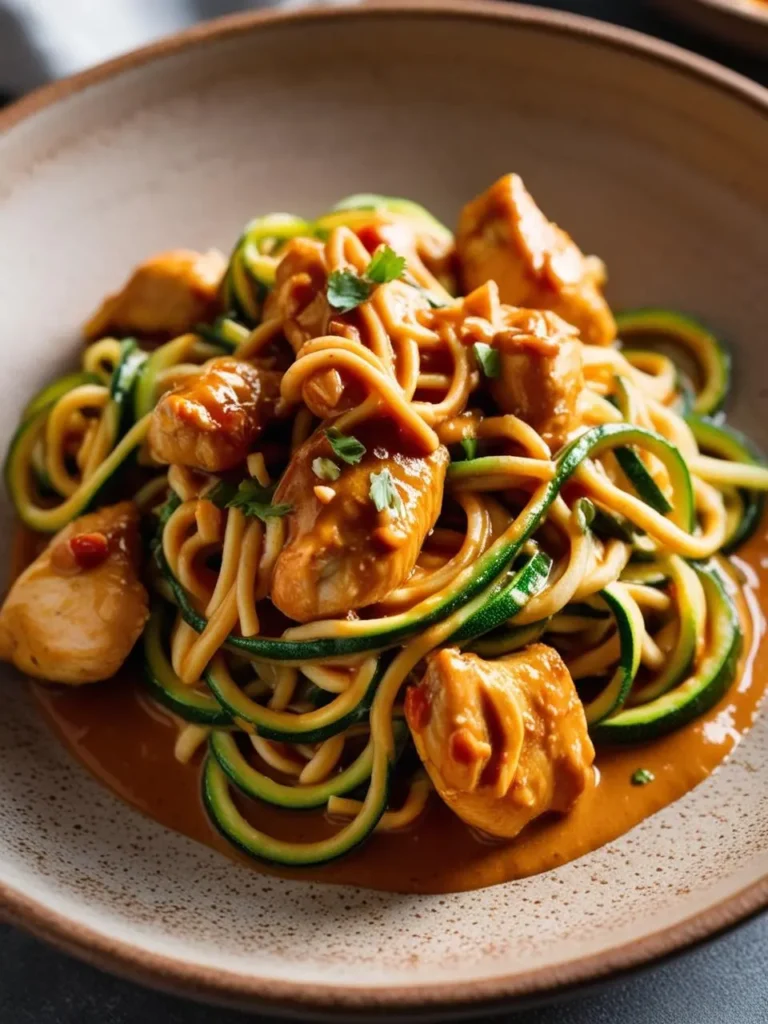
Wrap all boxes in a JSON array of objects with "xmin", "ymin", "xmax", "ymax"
[
  {"xmin": 84, "ymin": 248, "xmax": 226, "ymax": 340},
  {"xmin": 148, "ymin": 357, "xmax": 282, "ymax": 472},
  {"xmin": 266, "ymin": 238, "xmax": 331, "ymax": 354},
  {"xmin": 405, "ymin": 645, "xmax": 594, "ymax": 838},
  {"xmin": 0, "ymin": 502, "xmax": 149, "ymax": 685},
  {"xmin": 457, "ymin": 174, "xmax": 615, "ymax": 346},
  {"xmin": 490, "ymin": 307, "xmax": 584, "ymax": 452},
  {"xmin": 271, "ymin": 420, "xmax": 449, "ymax": 622}
]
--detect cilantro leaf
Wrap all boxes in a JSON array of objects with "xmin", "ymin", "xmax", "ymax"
[
  {"xmin": 325, "ymin": 427, "xmax": 366, "ymax": 465},
  {"xmin": 460, "ymin": 437, "xmax": 478, "ymax": 461},
  {"xmin": 365, "ymin": 245, "xmax": 406, "ymax": 285},
  {"xmin": 326, "ymin": 246, "xmax": 407, "ymax": 313},
  {"xmin": 221, "ymin": 479, "xmax": 293, "ymax": 522},
  {"xmin": 473, "ymin": 342, "xmax": 500, "ymax": 379},
  {"xmin": 631, "ymin": 768, "xmax": 655, "ymax": 786},
  {"xmin": 312, "ymin": 457, "xmax": 341, "ymax": 482},
  {"xmin": 369, "ymin": 468, "xmax": 404, "ymax": 515},
  {"xmin": 327, "ymin": 269, "xmax": 372, "ymax": 313},
  {"xmin": 155, "ymin": 491, "xmax": 181, "ymax": 527}
]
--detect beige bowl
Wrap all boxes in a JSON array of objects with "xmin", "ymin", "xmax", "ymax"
[{"xmin": 0, "ymin": 3, "xmax": 767, "ymax": 1017}]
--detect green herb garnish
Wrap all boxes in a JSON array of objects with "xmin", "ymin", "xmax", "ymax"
[
  {"xmin": 369, "ymin": 468, "xmax": 404, "ymax": 515},
  {"xmin": 631, "ymin": 768, "xmax": 655, "ymax": 786},
  {"xmin": 155, "ymin": 491, "xmax": 181, "ymax": 528},
  {"xmin": 326, "ymin": 269, "xmax": 372, "ymax": 313},
  {"xmin": 325, "ymin": 427, "xmax": 366, "ymax": 465},
  {"xmin": 365, "ymin": 245, "xmax": 407, "ymax": 285},
  {"xmin": 312, "ymin": 457, "xmax": 341, "ymax": 482},
  {"xmin": 214, "ymin": 479, "xmax": 293, "ymax": 522},
  {"xmin": 460, "ymin": 437, "xmax": 478, "ymax": 460},
  {"xmin": 473, "ymin": 342, "xmax": 500, "ymax": 379},
  {"xmin": 326, "ymin": 245, "xmax": 406, "ymax": 313}
]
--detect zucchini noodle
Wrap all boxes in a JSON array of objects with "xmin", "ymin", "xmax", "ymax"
[{"xmin": 6, "ymin": 187, "xmax": 765, "ymax": 872}]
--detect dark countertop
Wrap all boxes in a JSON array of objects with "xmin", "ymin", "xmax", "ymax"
[{"xmin": 1, "ymin": 1, "xmax": 766, "ymax": 1021}]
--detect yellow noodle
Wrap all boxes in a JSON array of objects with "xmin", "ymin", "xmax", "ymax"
[
  {"xmin": 251, "ymin": 735, "xmax": 303, "ymax": 776},
  {"xmin": 299, "ymin": 734, "xmax": 346, "ymax": 785},
  {"xmin": 174, "ymin": 723, "xmax": 211, "ymax": 764},
  {"xmin": 235, "ymin": 521, "xmax": 263, "ymax": 638},
  {"xmin": 328, "ymin": 772, "xmax": 432, "ymax": 831}
]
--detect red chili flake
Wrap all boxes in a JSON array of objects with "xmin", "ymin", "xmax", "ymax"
[
  {"xmin": 405, "ymin": 685, "xmax": 432, "ymax": 732},
  {"xmin": 355, "ymin": 224, "xmax": 384, "ymax": 254},
  {"xmin": 69, "ymin": 532, "xmax": 109, "ymax": 570}
]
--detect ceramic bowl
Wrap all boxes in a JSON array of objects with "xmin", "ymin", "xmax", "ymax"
[{"xmin": 0, "ymin": 3, "xmax": 767, "ymax": 1017}]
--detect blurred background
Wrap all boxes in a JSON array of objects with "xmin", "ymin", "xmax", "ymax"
[{"xmin": 0, "ymin": 0, "xmax": 766, "ymax": 101}]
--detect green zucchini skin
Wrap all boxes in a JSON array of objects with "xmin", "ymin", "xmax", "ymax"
[
  {"xmin": 592, "ymin": 563, "xmax": 741, "ymax": 744},
  {"xmin": 202, "ymin": 751, "xmax": 391, "ymax": 866},
  {"xmin": 204, "ymin": 656, "xmax": 390, "ymax": 743},
  {"xmin": 616, "ymin": 308, "xmax": 731, "ymax": 416},
  {"xmin": 222, "ymin": 214, "xmax": 311, "ymax": 324},
  {"xmin": 447, "ymin": 552, "xmax": 552, "ymax": 647},
  {"xmin": 614, "ymin": 447, "xmax": 672, "ymax": 515},
  {"xmin": 22, "ymin": 370, "xmax": 103, "ymax": 422},
  {"xmin": 158, "ymin": 422, "xmax": 694, "ymax": 663},
  {"xmin": 469, "ymin": 620, "xmax": 549, "ymax": 657},
  {"xmin": 325, "ymin": 193, "xmax": 453, "ymax": 243},
  {"xmin": 5, "ymin": 392, "xmax": 150, "ymax": 533},
  {"xmin": 194, "ymin": 317, "xmax": 250, "ymax": 354},
  {"xmin": 583, "ymin": 583, "xmax": 644, "ymax": 725},
  {"xmin": 687, "ymin": 414, "xmax": 766, "ymax": 553},
  {"xmin": 209, "ymin": 720, "xmax": 408, "ymax": 810},
  {"xmin": 143, "ymin": 606, "xmax": 232, "ymax": 726},
  {"xmin": 629, "ymin": 556, "xmax": 705, "ymax": 705}
]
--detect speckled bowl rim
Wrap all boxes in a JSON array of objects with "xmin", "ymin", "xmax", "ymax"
[{"xmin": 0, "ymin": 1, "xmax": 767, "ymax": 1016}]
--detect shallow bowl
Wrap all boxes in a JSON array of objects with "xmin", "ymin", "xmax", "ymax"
[{"xmin": 0, "ymin": 2, "xmax": 767, "ymax": 1017}]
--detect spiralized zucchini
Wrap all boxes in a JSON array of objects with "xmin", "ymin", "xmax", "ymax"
[{"xmin": 5, "ymin": 192, "xmax": 766, "ymax": 870}]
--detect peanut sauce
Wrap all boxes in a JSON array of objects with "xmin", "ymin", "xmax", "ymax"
[{"xmin": 25, "ymin": 522, "xmax": 768, "ymax": 895}]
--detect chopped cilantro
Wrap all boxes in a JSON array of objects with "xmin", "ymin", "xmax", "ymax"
[
  {"xmin": 312, "ymin": 457, "xmax": 341, "ymax": 482},
  {"xmin": 155, "ymin": 491, "xmax": 181, "ymax": 527},
  {"xmin": 365, "ymin": 245, "xmax": 406, "ymax": 285},
  {"xmin": 473, "ymin": 342, "xmax": 500, "ymax": 379},
  {"xmin": 326, "ymin": 269, "xmax": 372, "ymax": 313},
  {"xmin": 369, "ymin": 468, "xmax": 404, "ymax": 515},
  {"xmin": 460, "ymin": 437, "xmax": 478, "ymax": 461},
  {"xmin": 325, "ymin": 427, "xmax": 366, "ymax": 465},
  {"xmin": 215, "ymin": 478, "xmax": 293, "ymax": 522},
  {"xmin": 631, "ymin": 768, "xmax": 655, "ymax": 786},
  {"xmin": 326, "ymin": 245, "xmax": 407, "ymax": 313}
]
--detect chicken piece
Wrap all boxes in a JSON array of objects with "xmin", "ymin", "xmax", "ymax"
[
  {"xmin": 405, "ymin": 645, "xmax": 594, "ymax": 839},
  {"xmin": 265, "ymin": 238, "xmax": 331, "ymax": 354},
  {"xmin": 84, "ymin": 249, "xmax": 226, "ymax": 340},
  {"xmin": 148, "ymin": 357, "xmax": 282, "ymax": 472},
  {"xmin": 457, "ymin": 174, "xmax": 615, "ymax": 346},
  {"xmin": 271, "ymin": 420, "xmax": 449, "ymax": 622},
  {"xmin": 0, "ymin": 503, "xmax": 149, "ymax": 685},
  {"xmin": 490, "ymin": 307, "xmax": 584, "ymax": 451}
]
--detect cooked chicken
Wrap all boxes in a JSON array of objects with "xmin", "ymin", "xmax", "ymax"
[
  {"xmin": 405, "ymin": 645, "xmax": 594, "ymax": 839},
  {"xmin": 0, "ymin": 503, "xmax": 148, "ymax": 685},
  {"xmin": 148, "ymin": 357, "xmax": 282, "ymax": 472},
  {"xmin": 271, "ymin": 419, "xmax": 449, "ymax": 622},
  {"xmin": 266, "ymin": 238, "xmax": 332, "ymax": 354},
  {"xmin": 490, "ymin": 307, "xmax": 584, "ymax": 451},
  {"xmin": 457, "ymin": 174, "xmax": 615, "ymax": 346},
  {"xmin": 84, "ymin": 249, "xmax": 226, "ymax": 340}
]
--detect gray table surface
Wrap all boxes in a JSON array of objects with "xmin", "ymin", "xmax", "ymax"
[{"xmin": 1, "ymin": 1, "xmax": 766, "ymax": 1021}]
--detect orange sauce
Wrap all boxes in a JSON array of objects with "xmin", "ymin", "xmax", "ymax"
[{"xmin": 26, "ymin": 525, "xmax": 768, "ymax": 895}]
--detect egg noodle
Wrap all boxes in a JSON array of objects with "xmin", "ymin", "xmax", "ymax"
[{"xmin": 6, "ymin": 190, "xmax": 768, "ymax": 867}]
